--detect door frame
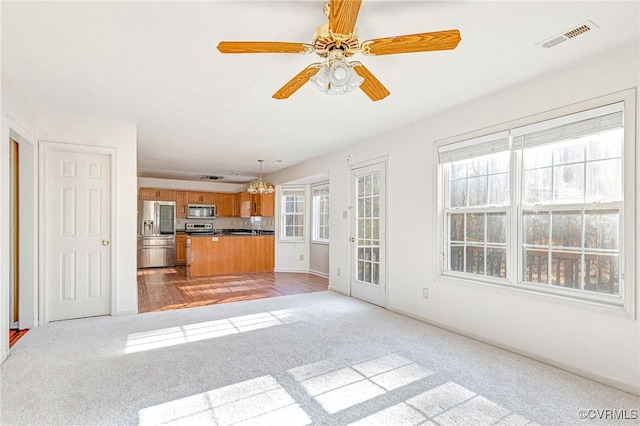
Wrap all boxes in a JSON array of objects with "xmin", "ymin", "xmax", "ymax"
[
  {"xmin": 349, "ymin": 156, "xmax": 389, "ymax": 307},
  {"xmin": 39, "ymin": 141, "xmax": 117, "ymax": 324},
  {"xmin": 2, "ymin": 117, "xmax": 39, "ymax": 362}
]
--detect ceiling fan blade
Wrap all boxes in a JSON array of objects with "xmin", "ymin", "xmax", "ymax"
[
  {"xmin": 352, "ymin": 63, "xmax": 390, "ymax": 101},
  {"xmin": 329, "ymin": 0, "xmax": 362, "ymax": 36},
  {"xmin": 217, "ymin": 41, "xmax": 313, "ymax": 54},
  {"xmin": 272, "ymin": 64, "xmax": 321, "ymax": 100},
  {"xmin": 361, "ymin": 29, "xmax": 461, "ymax": 56}
]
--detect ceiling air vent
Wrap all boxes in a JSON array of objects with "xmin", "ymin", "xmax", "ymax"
[
  {"xmin": 536, "ymin": 20, "xmax": 599, "ymax": 49},
  {"xmin": 200, "ymin": 175, "xmax": 224, "ymax": 181}
]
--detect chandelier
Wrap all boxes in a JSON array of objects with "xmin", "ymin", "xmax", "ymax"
[{"xmin": 247, "ymin": 160, "xmax": 275, "ymax": 194}]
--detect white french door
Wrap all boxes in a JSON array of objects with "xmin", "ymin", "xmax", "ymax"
[
  {"xmin": 42, "ymin": 144, "xmax": 112, "ymax": 322},
  {"xmin": 350, "ymin": 162, "xmax": 386, "ymax": 307}
]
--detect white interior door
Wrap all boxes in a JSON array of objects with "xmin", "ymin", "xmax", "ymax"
[
  {"xmin": 350, "ymin": 162, "xmax": 386, "ymax": 307},
  {"xmin": 44, "ymin": 146, "xmax": 111, "ymax": 321}
]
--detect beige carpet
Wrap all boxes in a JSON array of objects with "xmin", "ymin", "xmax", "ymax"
[{"xmin": 1, "ymin": 291, "xmax": 638, "ymax": 425}]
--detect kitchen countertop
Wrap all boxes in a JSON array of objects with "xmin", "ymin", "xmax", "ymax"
[{"xmin": 185, "ymin": 230, "xmax": 274, "ymax": 237}]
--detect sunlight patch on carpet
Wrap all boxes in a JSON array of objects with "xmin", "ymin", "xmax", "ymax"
[
  {"xmin": 124, "ymin": 309, "xmax": 297, "ymax": 354},
  {"xmin": 138, "ymin": 375, "xmax": 311, "ymax": 425},
  {"xmin": 288, "ymin": 354, "xmax": 433, "ymax": 414},
  {"xmin": 348, "ymin": 381, "xmax": 534, "ymax": 425}
]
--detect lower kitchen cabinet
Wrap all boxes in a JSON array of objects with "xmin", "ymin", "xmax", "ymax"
[
  {"xmin": 188, "ymin": 235, "xmax": 274, "ymax": 277},
  {"xmin": 176, "ymin": 234, "xmax": 187, "ymax": 265}
]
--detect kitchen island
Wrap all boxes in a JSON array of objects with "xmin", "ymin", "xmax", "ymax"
[{"xmin": 188, "ymin": 234, "xmax": 274, "ymax": 277}]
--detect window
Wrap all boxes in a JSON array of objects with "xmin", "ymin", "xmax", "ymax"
[
  {"xmin": 438, "ymin": 99, "xmax": 634, "ymax": 309},
  {"xmin": 281, "ymin": 187, "xmax": 305, "ymax": 241},
  {"xmin": 312, "ymin": 183, "xmax": 330, "ymax": 242}
]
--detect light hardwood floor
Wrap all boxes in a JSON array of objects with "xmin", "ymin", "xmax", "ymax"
[{"xmin": 137, "ymin": 266, "xmax": 329, "ymax": 313}]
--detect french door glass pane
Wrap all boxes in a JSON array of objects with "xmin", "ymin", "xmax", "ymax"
[{"xmin": 356, "ymin": 172, "xmax": 381, "ymax": 286}]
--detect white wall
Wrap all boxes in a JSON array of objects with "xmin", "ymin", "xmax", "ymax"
[
  {"xmin": 310, "ymin": 243, "xmax": 329, "ymax": 277},
  {"xmin": 268, "ymin": 42, "xmax": 640, "ymax": 394},
  {"xmin": 38, "ymin": 113, "xmax": 138, "ymax": 316}
]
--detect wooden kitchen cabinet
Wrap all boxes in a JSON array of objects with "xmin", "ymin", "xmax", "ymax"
[
  {"xmin": 187, "ymin": 191, "xmax": 215, "ymax": 204},
  {"xmin": 234, "ymin": 192, "xmax": 275, "ymax": 217},
  {"xmin": 176, "ymin": 234, "xmax": 187, "ymax": 265},
  {"xmin": 214, "ymin": 193, "xmax": 236, "ymax": 217},
  {"xmin": 236, "ymin": 192, "xmax": 252, "ymax": 218},
  {"xmin": 175, "ymin": 191, "xmax": 187, "ymax": 218},
  {"xmin": 252, "ymin": 192, "xmax": 275, "ymax": 216},
  {"xmin": 189, "ymin": 235, "xmax": 274, "ymax": 277},
  {"xmin": 139, "ymin": 187, "xmax": 176, "ymax": 201}
]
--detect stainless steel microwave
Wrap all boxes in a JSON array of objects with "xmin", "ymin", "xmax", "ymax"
[{"xmin": 187, "ymin": 204, "xmax": 216, "ymax": 219}]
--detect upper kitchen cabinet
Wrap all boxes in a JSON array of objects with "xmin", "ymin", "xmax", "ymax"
[
  {"xmin": 175, "ymin": 191, "xmax": 187, "ymax": 218},
  {"xmin": 139, "ymin": 187, "xmax": 176, "ymax": 201},
  {"xmin": 187, "ymin": 191, "xmax": 215, "ymax": 204},
  {"xmin": 214, "ymin": 193, "xmax": 236, "ymax": 217},
  {"xmin": 251, "ymin": 192, "xmax": 275, "ymax": 217},
  {"xmin": 236, "ymin": 192, "xmax": 252, "ymax": 218}
]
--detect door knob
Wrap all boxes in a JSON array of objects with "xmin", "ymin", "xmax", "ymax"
[
  {"xmin": 349, "ymin": 237, "xmax": 355, "ymax": 242},
  {"xmin": 102, "ymin": 240, "xmax": 110, "ymax": 246}
]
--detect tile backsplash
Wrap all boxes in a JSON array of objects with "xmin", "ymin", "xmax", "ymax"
[{"xmin": 176, "ymin": 216, "xmax": 275, "ymax": 231}]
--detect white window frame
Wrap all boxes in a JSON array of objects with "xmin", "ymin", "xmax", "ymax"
[
  {"xmin": 312, "ymin": 182, "xmax": 330, "ymax": 244},
  {"xmin": 435, "ymin": 91, "xmax": 636, "ymax": 317},
  {"xmin": 280, "ymin": 186, "xmax": 306, "ymax": 242}
]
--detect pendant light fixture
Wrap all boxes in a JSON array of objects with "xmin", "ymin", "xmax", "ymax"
[{"xmin": 247, "ymin": 160, "xmax": 275, "ymax": 194}]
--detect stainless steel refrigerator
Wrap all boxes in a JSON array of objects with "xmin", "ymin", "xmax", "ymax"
[{"xmin": 137, "ymin": 200, "xmax": 176, "ymax": 268}]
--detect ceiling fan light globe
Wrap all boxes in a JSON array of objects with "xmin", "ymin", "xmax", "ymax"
[
  {"xmin": 345, "ymin": 75, "xmax": 364, "ymax": 92},
  {"xmin": 327, "ymin": 85, "xmax": 347, "ymax": 95},
  {"xmin": 310, "ymin": 69, "xmax": 330, "ymax": 92},
  {"xmin": 333, "ymin": 67, "xmax": 347, "ymax": 81},
  {"xmin": 328, "ymin": 61, "xmax": 352, "ymax": 87}
]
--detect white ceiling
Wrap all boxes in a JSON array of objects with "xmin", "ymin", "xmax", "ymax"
[{"xmin": 2, "ymin": 1, "xmax": 638, "ymax": 183}]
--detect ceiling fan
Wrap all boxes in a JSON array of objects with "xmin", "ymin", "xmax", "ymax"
[{"xmin": 216, "ymin": 0, "xmax": 461, "ymax": 101}]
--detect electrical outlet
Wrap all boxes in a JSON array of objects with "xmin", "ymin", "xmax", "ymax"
[
  {"xmin": 300, "ymin": 255, "xmax": 304, "ymax": 261},
  {"xmin": 337, "ymin": 268, "xmax": 341, "ymax": 276},
  {"xmin": 423, "ymin": 288, "xmax": 429, "ymax": 299}
]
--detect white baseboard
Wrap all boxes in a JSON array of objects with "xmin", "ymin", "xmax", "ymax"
[
  {"xmin": 1, "ymin": 348, "xmax": 9, "ymax": 365},
  {"xmin": 387, "ymin": 305, "xmax": 640, "ymax": 397},
  {"xmin": 114, "ymin": 310, "xmax": 138, "ymax": 316},
  {"xmin": 328, "ymin": 286, "xmax": 348, "ymax": 296},
  {"xmin": 309, "ymin": 270, "xmax": 329, "ymax": 279},
  {"xmin": 274, "ymin": 268, "xmax": 309, "ymax": 273},
  {"xmin": 274, "ymin": 268, "xmax": 329, "ymax": 278}
]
